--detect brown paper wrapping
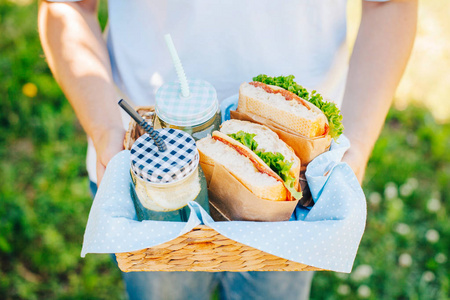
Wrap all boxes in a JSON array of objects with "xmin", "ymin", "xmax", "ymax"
[
  {"xmin": 230, "ymin": 110, "xmax": 332, "ymax": 171},
  {"xmin": 202, "ymin": 162, "xmax": 299, "ymax": 222},
  {"xmin": 230, "ymin": 110, "xmax": 331, "ymax": 207}
]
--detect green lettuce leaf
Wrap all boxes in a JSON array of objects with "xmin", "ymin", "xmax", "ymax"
[
  {"xmin": 283, "ymin": 180, "xmax": 303, "ymax": 201},
  {"xmin": 228, "ymin": 131, "xmax": 303, "ymax": 200},
  {"xmin": 252, "ymin": 74, "xmax": 344, "ymax": 140},
  {"xmin": 227, "ymin": 130, "xmax": 258, "ymax": 151}
]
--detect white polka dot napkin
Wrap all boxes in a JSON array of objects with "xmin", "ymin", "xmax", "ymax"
[{"xmin": 81, "ymin": 134, "xmax": 366, "ymax": 273}]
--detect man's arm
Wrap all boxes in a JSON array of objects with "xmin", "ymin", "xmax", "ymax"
[
  {"xmin": 341, "ymin": 0, "xmax": 418, "ymax": 183},
  {"xmin": 38, "ymin": 0, "xmax": 125, "ymax": 185}
]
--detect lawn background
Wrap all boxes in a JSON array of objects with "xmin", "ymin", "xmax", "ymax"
[{"xmin": 1, "ymin": 0, "xmax": 449, "ymax": 299}]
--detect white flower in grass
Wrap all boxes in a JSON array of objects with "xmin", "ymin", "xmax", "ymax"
[
  {"xmin": 422, "ymin": 271, "xmax": 435, "ymax": 282},
  {"xmin": 384, "ymin": 182, "xmax": 398, "ymax": 200},
  {"xmin": 395, "ymin": 223, "xmax": 411, "ymax": 235},
  {"xmin": 399, "ymin": 253, "xmax": 413, "ymax": 267},
  {"xmin": 357, "ymin": 285, "xmax": 371, "ymax": 298},
  {"xmin": 427, "ymin": 198, "xmax": 441, "ymax": 212},
  {"xmin": 435, "ymin": 253, "xmax": 447, "ymax": 264},
  {"xmin": 399, "ymin": 178, "xmax": 417, "ymax": 197},
  {"xmin": 351, "ymin": 265, "xmax": 373, "ymax": 281},
  {"xmin": 337, "ymin": 284, "xmax": 350, "ymax": 296},
  {"xmin": 369, "ymin": 192, "xmax": 381, "ymax": 206},
  {"xmin": 407, "ymin": 178, "xmax": 418, "ymax": 189},
  {"xmin": 400, "ymin": 184, "xmax": 413, "ymax": 197},
  {"xmin": 426, "ymin": 229, "xmax": 440, "ymax": 243}
]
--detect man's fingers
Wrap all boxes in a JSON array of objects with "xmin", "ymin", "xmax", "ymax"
[
  {"xmin": 342, "ymin": 151, "xmax": 366, "ymax": 185},
  {"xmin": 94, "ymin": 128, "xmax": 126, "ymax": 187},
  {"xmin": 96, "ymin": 159, "xmax": 106, "ymax": 187}
]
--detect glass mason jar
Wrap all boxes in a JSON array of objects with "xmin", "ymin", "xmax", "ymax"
[
  {"xmin": 155, "ymin": 110, "xmax": 221, "ymax": 141},
  {"xmin": 153, "ymin": 112, "xmax": 219, "ymax": 217},
  {"xmin": 153, "ymin": 79, "xmax": 221, "ymax": 219},
  {"xmin": 131, "ymin": 166, "xmax": 209, "ymax": 221},
  {"xmin": 130, "ymin": 129, "xmax": 209, "ymax": 221},
  {"xmin": 155, "ymin": 79, "xmax": 221, "ymax": 141}
]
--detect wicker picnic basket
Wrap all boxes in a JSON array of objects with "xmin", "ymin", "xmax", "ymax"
[{"xmin": 115, "ymin": 107, "xmax": 322, "ymax": 272}]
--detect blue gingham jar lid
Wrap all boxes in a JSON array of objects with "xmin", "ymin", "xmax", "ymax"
[
  {"xmin": 155, "ymin": 79, "xmax": 219, "ymax": 127},
  {"xmin": 130, "ymin": 129, "xmax": 199, "ymax": 183}
]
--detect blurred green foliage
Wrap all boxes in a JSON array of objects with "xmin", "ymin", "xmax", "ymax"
[
  {"xmin": 1, "ymin": 1, "xmax": 124, "ymax": 299},
  {"xmin": 0, "ymin": 1, "xmax": 448, "ymax": 300}
]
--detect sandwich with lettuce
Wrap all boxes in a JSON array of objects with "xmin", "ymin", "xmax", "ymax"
[
  {"xmin": 197, "ymin": 120, "xmax": 302, "ymax": 202},
  {"xmin": 238, "ymin": 74, "xmax": 343, "ymax": 140}
]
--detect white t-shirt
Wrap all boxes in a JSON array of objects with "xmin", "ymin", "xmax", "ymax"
[{"xmin": 87, "ymin": 0, "xmax": 385, "ymax": 183}]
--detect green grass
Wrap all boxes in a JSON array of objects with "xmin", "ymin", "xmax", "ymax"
[
  {"xmin": 1, "ymin": 1, "xmax": 448, "ymax": 299},
  {"xmin": 1, "ymin": 1, "xmax": 124, "ymax": 299}
]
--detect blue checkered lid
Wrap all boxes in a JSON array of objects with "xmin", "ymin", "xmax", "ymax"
[
  {"xmin": 155, "ymin": 79, "xmax": 218, "ymax": 127},
  {"xmin": 130, "ymin": 129, "xmax": 199, "ymax": 183}
]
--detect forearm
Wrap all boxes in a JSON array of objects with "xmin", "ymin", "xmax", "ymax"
[
  {"xmin": 341, "ymin": 0, "xmax": 417, "ymax": 176},
  {"xmin": 38, "ymin": 1, "xmax": 124, "ymax": 145}
]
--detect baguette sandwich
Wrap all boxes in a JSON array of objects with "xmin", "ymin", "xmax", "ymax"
[
  {"xmin": 238, "ymin": 75, "xmax": 344, "ymax": 140},
  {"xmin": 197, "ymin": 120, "xmax": 302, "ymax": 202}
]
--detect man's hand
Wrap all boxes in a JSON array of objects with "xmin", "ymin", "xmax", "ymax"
[
  {"xmin": 342, "ymin": 146, "xmax": 368, "ymax": 184},
  {"xmin": 93, "ymin": 128, "xmax": 126, "ymax": 186}
]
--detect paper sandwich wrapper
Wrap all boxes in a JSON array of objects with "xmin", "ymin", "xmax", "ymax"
[
  {"xmin": 201, "ymin": 162, "xmax": 299, "ymax": 222},
  {"xmin": 230, "ymin": 109, "xmax": 332, "ymax": 208},
  {"xmin": 230, "ymin": 110, "xmax": 332, "ymax": 169}
]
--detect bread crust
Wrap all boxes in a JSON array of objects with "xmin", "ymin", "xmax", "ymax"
[
  {"xmin": 212, "ymin": 131, "xmax": 282, "ymax": 181},
  {"xmin": 197, "ymin": 138, "xmax": 287, "ymax": 201},
  {"xmin": 238, "ymin": 83, "xmax": 327, "ymax": 138}
]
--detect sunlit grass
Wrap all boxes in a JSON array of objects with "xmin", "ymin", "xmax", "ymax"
[{"xmin": 348, "ymin": 0, "xmax": 450, "ymax": 123}]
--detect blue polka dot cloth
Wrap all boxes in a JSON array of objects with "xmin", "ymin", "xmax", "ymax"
[{"xmin": 81, "ymin": 96, "xmax": 367, "ymax": 273}]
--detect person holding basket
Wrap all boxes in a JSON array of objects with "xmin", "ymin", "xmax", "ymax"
[{"xmin": 38, "ymin": 0, "xmax": 417, "ymax": 299}]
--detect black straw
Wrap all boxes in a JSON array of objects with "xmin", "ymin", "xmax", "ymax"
[{"xmin": 118, "ymin": 99, "xmax": 167, "ymax": 152}]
